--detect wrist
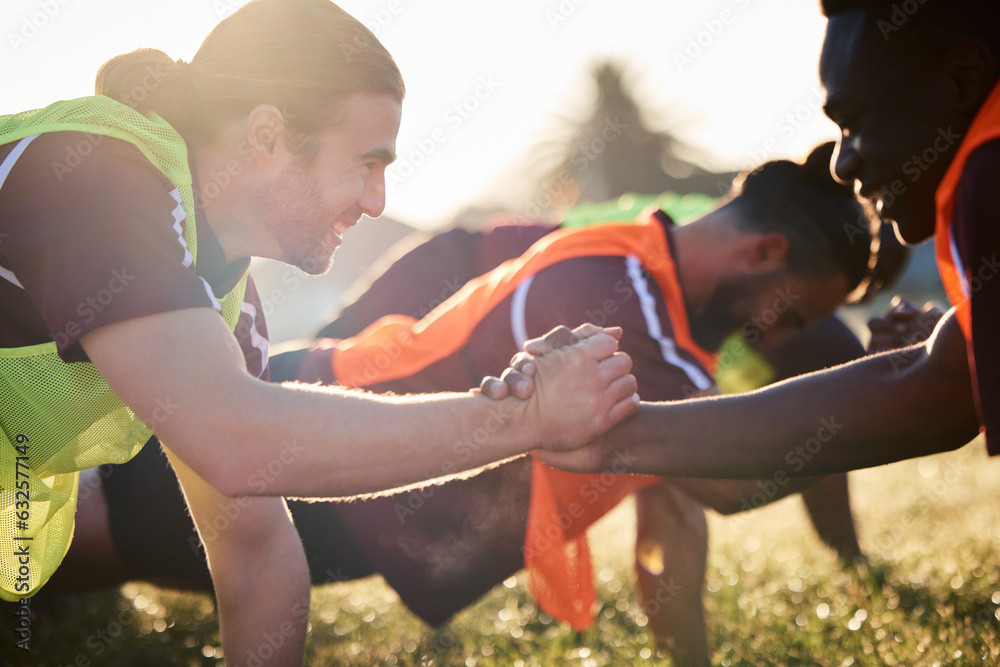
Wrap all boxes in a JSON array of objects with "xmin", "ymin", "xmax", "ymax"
[
  {"xmin": 502, "ymin": 393, "xmax": 542, "ymax": 456},
  {"xmin": 466, "ymin": 392, "xmax": 537, "ymax": 461}
]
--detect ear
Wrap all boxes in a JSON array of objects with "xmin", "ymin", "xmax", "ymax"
[
  {"xmin": 745, "ymin": 233, "xmax": 790, "ymax": 274},
  {"xmin": 944, "ymin": 37, "xmax": 996, "ymax": 113},
  {"xmin": 245, "ymin": 104, "xmax": 288, "ymax": 161}
]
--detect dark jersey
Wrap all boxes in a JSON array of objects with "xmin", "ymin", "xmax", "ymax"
[
  {"xmin": 949, "ymin": 140, "xmax": 1000, "ymax": 454},
  {"xmin": 0, "ymin": 132, "xmax": 268, "ymax": 376},
  {"xmin": 97, "ymin": 215, "xmax": 865, "ymax": 626}
]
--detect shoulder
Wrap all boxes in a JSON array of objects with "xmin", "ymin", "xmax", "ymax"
[
  {"xmin": 21, "ymin": 132, "xmax": 169, "ymax": 187},
  {"xmin": 956, "ymin": 138, "xmax": 1000, "ymax": 197},
  {"xmin": 953, "ymin": 138, "xmax": 1000, "ymax": 259},
  {"xmin": 1, "ymin": 131, "xmax": 175, "ymax": 214}
]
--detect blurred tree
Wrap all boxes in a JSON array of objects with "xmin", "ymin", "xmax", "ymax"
[{"xmin": 528, "ymin": 61, "xmax": 738, "ymax": 213}]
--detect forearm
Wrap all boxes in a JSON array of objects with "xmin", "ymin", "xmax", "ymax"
[
  {"xmin": 85, "ymin": 309, "xmax": 530, "ymax": 496},
  {"xmin": 661, "ymin": 474, "xmax": 825, "ymax": 515},
  {"xmin": 84, "ymin": 309, "xmax": 634, "ymax": 499},
  {"xmin": 634, "ymin": 482, "xmax": 709, "ymax": 662},
  {"xmin": 800, "ymin": 473, "xmax": 863, "ymax": 560},
  {"xmin": 203, "ymin": 383, "xmax": 532, "ymax": 497},
  {"xmin": 163, "ymin": 448, "xmax": 309, "ymax": 666},
  {"xmin": 211, "ymin": 515, "xmax": 310, "ymax": 667},
  {"xmin": 599, "ymin": 332, "xmax": 979, "ymax": 479}
]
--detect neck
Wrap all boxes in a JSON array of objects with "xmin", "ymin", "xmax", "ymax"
[
  {"xmin": 189, "ymin": 137, "xmax": 262, "ymax": 265},
  {"xmin": 671, "ymin": 209, "xmax": 741, "ymax": 314}
]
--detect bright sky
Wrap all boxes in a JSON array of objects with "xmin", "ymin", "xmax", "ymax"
[{"xmin": 2, "ymin": 0, "xmax": 839, "ymax": 230}]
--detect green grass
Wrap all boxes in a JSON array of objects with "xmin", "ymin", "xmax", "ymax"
[{"xmin": 5, "ymin": 438, "xmax": 1000, "ymax": 666}]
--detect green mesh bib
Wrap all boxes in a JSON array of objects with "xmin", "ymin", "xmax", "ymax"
[{"xmin": 0, "ymin": 96, "xmax": 248, "ymax": 601}]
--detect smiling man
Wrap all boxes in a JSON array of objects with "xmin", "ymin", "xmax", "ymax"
[
  {"xmin": 51, "ymin": 143, "xmax": 880, "ymax": 667},
  {"xmin": 0, "ymin": 1, "xmax": 638, "ymax": 663},
  {"xmin": 530, "ymin": 0, "xmax": 1000, "ymax": 489}
]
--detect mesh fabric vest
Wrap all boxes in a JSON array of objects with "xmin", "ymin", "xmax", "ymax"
[
  {"xmin": 0, "ymin": 96, "xmax": 248, "ymax": 600},
  {"xmin": 935, "ymin": 80, "xmax": 1000, "ymax": 342}
]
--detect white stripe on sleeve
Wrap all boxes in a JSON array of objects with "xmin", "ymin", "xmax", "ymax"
[
  {"xmin": 625, "ymin": 255, "xmax": 713, "ymax": 391},
  {"xmin": 509, "ymin": 275, "xmax": 535, "ymax": 348},
  {"xmin": 240, "ymin": 300, "xmax": 270, "ymax": 376}
]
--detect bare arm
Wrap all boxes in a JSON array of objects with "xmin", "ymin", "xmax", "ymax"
[
  {"xmin": 80, "ymin": 309, "xmax": 637, "ymax": 498},
  {"xmin": 161, "ymin": 446, "xmax": 308, "ymax": 666},
  {"xmin": 536, "ymin": 308, "xmax": 980, "ymax": 478}
]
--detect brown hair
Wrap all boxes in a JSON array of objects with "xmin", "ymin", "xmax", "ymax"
[{"xmin": 95, "ymin": 0, "xmax": 404, "ymax": 151}]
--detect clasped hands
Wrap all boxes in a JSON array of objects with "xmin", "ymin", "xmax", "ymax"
[{"xmin": 479, "ymin": 323, "xmax": 638, "ymax": 460}]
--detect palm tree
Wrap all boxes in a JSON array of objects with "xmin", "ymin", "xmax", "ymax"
[{"xmin": 522, "ymin": 61, "xmax": 738, "ymax": 215}]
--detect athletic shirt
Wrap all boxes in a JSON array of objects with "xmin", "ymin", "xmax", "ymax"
[
  {"xmin": 0, "ymin": 102, "xmax": 268, "ymax": 600},
  {"xmin": 935, "ymin": 79, "xmax": 1000, "ymax": 454},
  {"xmin": 324, "ymin": 210, "xmax": 717, "ymax": 628}
]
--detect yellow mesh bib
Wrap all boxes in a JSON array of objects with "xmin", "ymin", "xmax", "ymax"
[{"xmin": 0, "ymin": 96, "xmax": 248, "ymax": 601}]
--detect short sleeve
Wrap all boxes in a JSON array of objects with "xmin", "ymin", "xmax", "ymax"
[
  {"xmin": 234, "ymin": 274, "xmax": 271, "ymax": 380},
  {"xmin": 0, "ymin": 132, "xmax": 218, "ymax": 361},
  {"xmin": 515, "ymin": 255, "xmax": 714, "ymax": 402}
]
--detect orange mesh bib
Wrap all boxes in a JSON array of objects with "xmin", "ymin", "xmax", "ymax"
[
  {"xmin": 934, "ymin": 80, "xmax": 1000, "ymax": 435},
  {"xmin": 332, "ymin": 211, "xmax": 716, "ymax": 628}
]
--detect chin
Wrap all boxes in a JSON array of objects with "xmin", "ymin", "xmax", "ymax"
[
  {"xmin": 881, "ymin": 198, "xmax": 936, "ymax": 246},
  {"xmin": 887, "ymin": 213, "xmax": 935, "ymax": 247},
  {"xmin": 304, "ymin": 255, "xmax": 336, "ymax": 276},
  {"xmin": 288, "ymin": 248, "xmax": 336, "ymax": 276}
]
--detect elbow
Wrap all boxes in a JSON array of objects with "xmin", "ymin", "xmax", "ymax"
[
  {"xmin": 158, "ymin": 388, "xmax": 270, "ymax": 497},
  {"xmin": 202, "ymin": 464, "xmax": 256, "ymax": 499},
  {"xmin": 171, "ymin": 431, "xmax": 263, "ymax": 498},
  {"xmin": 199, "ymin": 445, "xmax": 274, "ymax": 497}
]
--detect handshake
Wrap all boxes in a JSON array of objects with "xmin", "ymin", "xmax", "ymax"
[{"xmin": 476, "ymin": 323, "xmax": 640, "ymax": 470}]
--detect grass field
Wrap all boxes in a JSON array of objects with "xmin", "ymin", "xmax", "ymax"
[{"xmin": 4, "ymin": 437, "xmax": 1000, "ymax": 666}]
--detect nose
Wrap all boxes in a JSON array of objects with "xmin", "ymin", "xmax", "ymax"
[
  {"xmin": 832, "ymin": 137, "xmax": 861, "ymax": 185},
  {"xmin": 359, "ymin": 170, "xmax": 387, "ymax": 219}
]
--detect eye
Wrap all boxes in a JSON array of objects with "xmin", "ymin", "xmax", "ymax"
[{"xmin": 825, "ymin": 103, "xmax": 862, "ymax": 136}]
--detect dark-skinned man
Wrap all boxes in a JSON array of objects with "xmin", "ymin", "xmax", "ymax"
[{"xmin": 527, "ymin": 1, "xmax": 1000, "ymax": 522}]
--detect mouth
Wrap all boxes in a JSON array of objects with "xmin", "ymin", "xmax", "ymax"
[
  {"xmin": 325, "ymin": 219, "xmax": 359, "ymax": 250},
  {"xmin": 333, "ymin": 218, "xmax": 360, "ymax": 239},
  {"xmin": 856, "ymin": 179, "xmax": 882, "ymax": 201},
  {"xmin": 857, "ymin": 181, "xmax": 895, "ymax": 216}
]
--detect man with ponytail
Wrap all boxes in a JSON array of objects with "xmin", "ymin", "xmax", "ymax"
[
  {"xmin": 55, "ymin": 142, "xmax": 884, "ymax": 665},
  {"xmin": 0, "ymin": 1, "xmax": 638, "ymax": 663}
]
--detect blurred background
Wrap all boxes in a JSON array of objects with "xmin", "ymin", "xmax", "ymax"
[
  {"xmin": 1, "ymin": 0, "xmax": 944, "ymax": 342},
  {"xmin": 2, "ymin": 5, "xmax": 993, "ymax": 665}
]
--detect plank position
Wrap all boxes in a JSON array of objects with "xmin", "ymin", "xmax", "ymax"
[
  {"xmin": 54, "ymin": 143, "xmax": 888, "ymax": 665},
  {"xmin": 516, "ymin": 0, "xmax": 1000, "ymax": 607},
  {"xmin": 0, "ymin": 2, "xmax": 638, "ymax": 662}
]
